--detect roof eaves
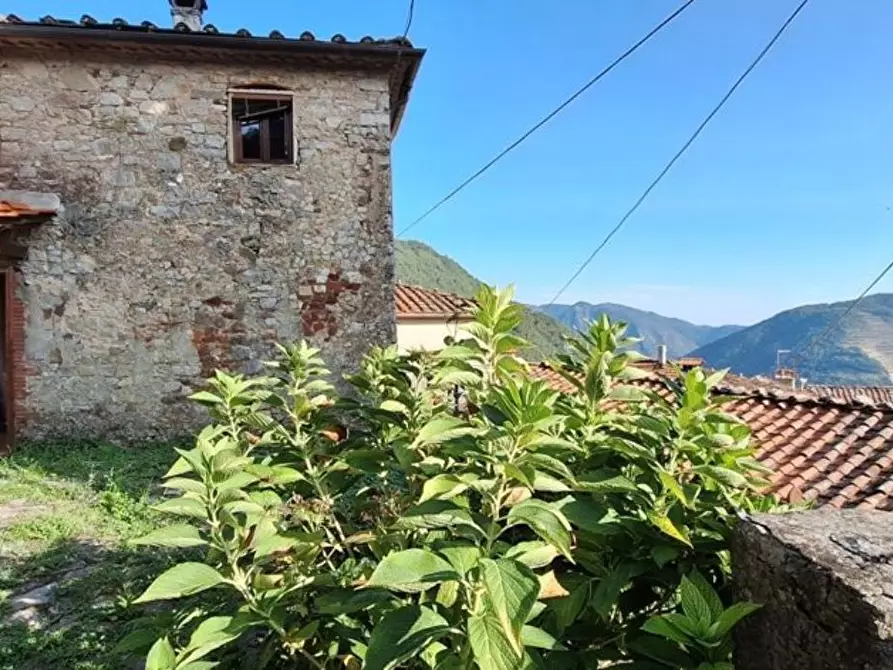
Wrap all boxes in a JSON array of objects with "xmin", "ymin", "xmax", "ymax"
[{"xmin": 0, "ymin": 16, "xmax": 425, "ymax": 135}]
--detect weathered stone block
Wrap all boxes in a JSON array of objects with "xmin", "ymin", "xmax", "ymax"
[{"xmin": 734, "ymin": 510, "xmax": 893, "ymax": 669}]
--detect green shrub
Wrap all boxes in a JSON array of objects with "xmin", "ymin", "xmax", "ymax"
[{"xmin": 124, "ymin": 286, "xmax": 769, "ymax": 669}]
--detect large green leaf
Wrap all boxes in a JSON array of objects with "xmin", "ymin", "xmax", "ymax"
[
  {"xmin": 134, "ymin": 563, "xmax": 225, "ymax": 603},
  {"xmin": 628, "ymin": 633, "xmax": 697, "ymax": 669},
  {"xmin": 642, "ymin": 615, "xmax": 693, "ymax": 645},
  {"xmin": 420, "ymin": 474, "xmax": 470, "ymax": 503},
  {"xmin": 365, "ymin": 549, "xmax": 459, "ymax": 593},
  {"xmin": 520, "ymin": 625, "xmax": 565, "ymax": 651},
  {"xmin": 163, "ymin": 477, "xmax": 206, "ymax": 495},
  {"xmin": 480, "ymin": 559, "xmax": 540, "ymax": 653},
  {"xmin": 574, "ymin": 470, "xmax": 638, "ymax": 494},
  {"xmin": 153, "ymin": 497, "xmax": 207, "ymax": 519},
  {"xmin": 531, "ymin": 473, "xmax": 571, "ymax": 493},
  {"xmin": 546, "ymin": 578, "xmax": 590, "ymax": 631},
  {"xmin": 590, "ymin": 565, "xmax": 631, "ymax": 620},
  {"xmin": 684, "ymin": 571, "xmax": 724, "ymax": 621},
  {"xmin": 658, "ymin": 470, "xmax": 690, "ymax": 508},
  {"xmin": 131, "ymin": 524, "xmax": 207, "ymax": 549},
  {"xmin": 693, "ymin": 465, "xmax": 749, "ymax": 489},
  {"xmin": 648, "ymin": 512, "xmax": 692, "ymax": 547},
  {"xmin": 468, "ymin": 612, "xmax": 523, "ymax": 670},
  {"xmin": 680, "ymin": 572, "xmax": 721, "ymax": 633},
  {"xmin": 180, "ymin": 614, "xmax": 255, "ymax": 665},
  {"xmin": 216, "ymin": 471, "xmax": 257, "ymax": 491},
  {"xmin": 315, "ymin": 589, "xmax": 393, "ymax": 615},
  {"xmin": 708, "ymin": 602, "xmax": 761, "ymax": 639},
  {"xmin": 412, "ymin": 416, "xmax": 475, "ymax": 448},
  {"xmin": 506, "ymin": 500, "xmax": 573, "ymax": 560},
  {"xmin": 365, "ymin": 605, "xmax": 451, "ymax": 670},
  {"xmin": 505, "ymin": 541, "xmax": 559, "ymax": 569},
  {"xmin": 145, "ymin": 637, "xmax": 176, "ymax": 670},
  {"xmin": 396, "ymin": 500, "xmax": 485, "ymax": 536},
  {"xmin": 557, "ymin": 498, "xmax": 619, "ymax": 535},
  {"xmin": 437, "ymin": 542, "xmax": 483, "ymax": 575}
]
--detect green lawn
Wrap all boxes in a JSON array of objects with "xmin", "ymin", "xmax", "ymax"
[{"xmin": 0, "ymin": 441, "xmax": 181, "ymax": 670}]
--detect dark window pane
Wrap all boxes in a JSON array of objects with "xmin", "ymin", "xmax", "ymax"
[
  {"xmin": 231, "ymin": 95, "xmax": 293, "ymax": 164},
  {"xmin": 240, "ymin": 121, "xmax": 261, "ymax": 160},
  {"xmin": 268, "ymin": 112, "xmax": 290, "ymax": 161}
]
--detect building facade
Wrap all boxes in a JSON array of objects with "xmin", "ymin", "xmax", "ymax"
[
  {"xmin": 395, "ymin": 284, "xmax": 475, "ymax": 353},
  {"xmin": 0, "ymin": 10, "xmax": 423, "ymax": 442}
]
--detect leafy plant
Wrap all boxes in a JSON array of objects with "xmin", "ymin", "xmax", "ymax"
[
  {"xmin": 126, "ymin": 286, "xmax": 772, "ymax": 669},
  {"xmin": 638, "ymin": 570, "xmax": 760, "ymax": 669}
]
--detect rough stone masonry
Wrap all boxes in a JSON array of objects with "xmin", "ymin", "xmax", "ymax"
[
  {"xmin": 0, "ymin": 29, "xmax": 420, "ymax": 442},
  {"xmin": 734, "ymin": 510, "xmax": 893, "ymax": 669}
]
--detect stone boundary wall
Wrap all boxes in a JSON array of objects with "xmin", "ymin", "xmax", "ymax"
[{"xmin": 733, "ymin": 510, "xmax": 893, "ymax": 669}]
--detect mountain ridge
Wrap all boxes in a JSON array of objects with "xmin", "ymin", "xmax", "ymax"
[
  {"xmin": 690, "ymin": 293, "xmax": 893, "ymax": 386},
  {"xmin": 395, "ymin": 239, "xmax": 893, "ymax": 385},
  {"xmin": 535, "ymin": 302, "xmax": 744, "ymax": 359}
]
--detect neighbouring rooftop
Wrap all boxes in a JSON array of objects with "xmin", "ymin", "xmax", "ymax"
[
  {"xmin": 531, "ymin": 361, "xmax": 893, "ymax": 511},
  {"xmin": 395, "ymin": 284, "xmax": 476, "ymax": 320}
]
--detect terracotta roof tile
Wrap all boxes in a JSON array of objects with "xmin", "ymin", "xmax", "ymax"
[
  {"xmin": 395, "ymin": 284, "xmax": 475, "ymax": 320},
  {"xmin": 530, "ymin": 362, "xmax": 893, "ymax": 510},
  {"xmin": 0, "ymin": 14, "xmax": 424, "ymax": 133},
  {"xmin": 807, "ymin": 385, "xmax": 893, "ymax": 404},
  {"xmin": 0, "ymin": 13, "xmax": 412, "ymax": 48}
]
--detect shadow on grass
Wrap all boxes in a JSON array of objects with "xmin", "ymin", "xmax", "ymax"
[
  {"xmin": 0, "ymin": 537, "xmax": 182, "ymax": 670},
  {"xmin": 4, "ymin": 440, "xmax": 184, "ymax": 499}
]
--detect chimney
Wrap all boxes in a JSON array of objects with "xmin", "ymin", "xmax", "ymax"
[
  {"xmin": 656, "ymin": 344, "xmax": 668, "ymax": 366},
  {"xmin": 169, "ymin": 0, "xmax": 206, "ymax": 31},
  {"xmin": 773, "ymin": 368, "xmax": 797, "ymax": 390}
]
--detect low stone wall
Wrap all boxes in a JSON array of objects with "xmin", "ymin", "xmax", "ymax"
[{"xmin": 733, "ymin": 509, "xmax": 893, "ymax": 669}]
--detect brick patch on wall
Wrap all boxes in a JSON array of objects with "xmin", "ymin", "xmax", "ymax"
[{"xmin": 299, "ymin": 270, "xmax": 361, "ymax": 340}]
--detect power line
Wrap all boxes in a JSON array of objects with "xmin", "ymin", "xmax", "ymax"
[
  {"xmin": 396, "ymin": 0, "xmax": 697, "ymax": 238},
  {"xmin": 402, "ymin": 0, "xmax": 416, "ymax": 39},
  {"xmin": 791, "ymin": 256, "xmax": 893, "ymax": 370},
  {"xmin": 545, "ymin": 0, "xmax": 811, "ymax": 307}
]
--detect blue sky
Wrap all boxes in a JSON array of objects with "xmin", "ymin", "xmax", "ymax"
[{"xmin": 9, "ymin": 1, "xmax": 893, "ymax": 325}]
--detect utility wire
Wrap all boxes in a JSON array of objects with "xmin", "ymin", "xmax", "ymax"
[
  {"xmin": 545, "ymin": 0, "xmax": 811, "ymax": 307},
  {"xmin": 791, "ymin": 256, "xmax": 893, "ymax": 370},
  {"xmin": 396, "ymin": 0, "xmax": 697, "ymax": 238},
  {"xmin": 402, "ymin": 0, "xmax": 416, "ymax": 39}
]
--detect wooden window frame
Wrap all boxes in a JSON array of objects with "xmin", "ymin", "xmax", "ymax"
[{"xmin": 228, "ymin": 89, "xmax": 295, "ymax": 166}]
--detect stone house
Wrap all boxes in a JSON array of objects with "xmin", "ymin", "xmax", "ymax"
[{"xmin": 0, "ymin": 4, "xmax": 424, "ymax": 444}]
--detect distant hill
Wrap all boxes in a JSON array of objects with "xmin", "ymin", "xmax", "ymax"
[
  {"xmin": 396, "ymin": 240, "xmax": 570, "ymax": 358},
  {"xmin": 537, "ymin": 302, "xmax": 743, "ymax": 359},
  {"xmin": 691, "ymin": 293, "xmax": 893, "ymax": 385},
  {"xmin": 396, "ymin": 240, "xmax": 893, "ymax": 385}
]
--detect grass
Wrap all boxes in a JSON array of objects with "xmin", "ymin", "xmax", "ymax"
[{"xmin": 0, "ymin": 441, "xmax": 183, "ymax": 670}]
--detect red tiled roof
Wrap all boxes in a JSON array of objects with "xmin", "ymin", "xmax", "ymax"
[
  {"xmin": 0, "ymin": 200, "xmax": 57, "ymax": 220},
  {"xmin": 395, "ymin": 284, "xmax": 475, "ymax": 320},
  {"xmin": 806, "ymin": 385, "xmax": 893, "ymax": 405},
  {"xmin": 530, "ymin": 363, "xmax": 893, "ymax": 511}
]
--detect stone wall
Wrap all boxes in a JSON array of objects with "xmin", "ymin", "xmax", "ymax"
[
  {"xmin": 734, "ymin": 510, "xmax": 893, "ymax": 669},
  {"xmin": 0, "ymin": 50, "xmax": 396, "ymax": 441}
]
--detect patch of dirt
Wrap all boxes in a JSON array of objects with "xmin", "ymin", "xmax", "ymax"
[{"xmin": 0, "ymin": 500, "xmax": 51, "ymax": 529}]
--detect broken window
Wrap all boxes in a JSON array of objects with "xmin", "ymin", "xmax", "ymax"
[{"xmin": 230, "ymin": 94, "xmax": 293, "ymax": 164}]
